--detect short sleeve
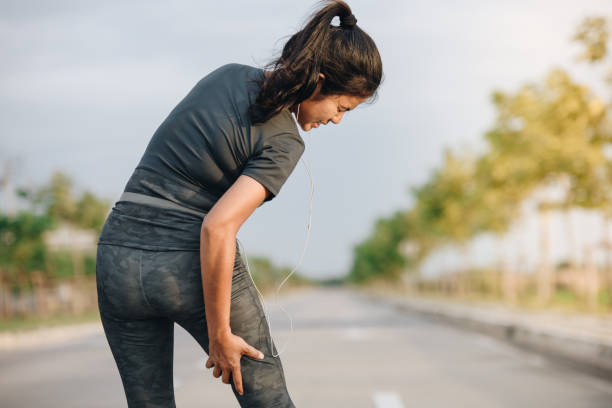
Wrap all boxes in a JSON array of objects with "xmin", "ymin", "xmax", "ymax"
[{"xmin": 241, "ymin": 131, "xmax": 305, "ymax": 202}]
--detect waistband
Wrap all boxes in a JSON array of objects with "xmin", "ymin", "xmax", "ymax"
[{"xmin": 118, "ymin": 192, "xmax": 207, "ymax": 218}]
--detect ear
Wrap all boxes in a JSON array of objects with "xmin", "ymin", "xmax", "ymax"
[{"xmin": 318, "ymin": 73, "xmax": 325, "ymax": 81}]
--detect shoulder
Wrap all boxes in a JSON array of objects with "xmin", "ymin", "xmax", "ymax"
[
  {"xmin": 174, "ymin": 63, "xmax": 263, "ymax": 113},
  {"xmin": 255, "ymin": 109, "xmax": 304, "ymax": 149},
  {"xmin": 207, "ymin": 63, "xmax": 263, "ymax": 80}
]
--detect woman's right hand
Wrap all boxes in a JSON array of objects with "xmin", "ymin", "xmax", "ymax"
[
  {"xmin": 200, "ymin": 175, "xmax": 269, "ymax": 395},
  {"xmin": 205, "ymin": 329, "xmax": 265, "ymax": 395}
]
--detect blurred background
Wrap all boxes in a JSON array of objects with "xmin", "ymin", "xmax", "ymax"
[{"xmin": 2, "ymin": 1, "xmax": 612, "ymax": 407}]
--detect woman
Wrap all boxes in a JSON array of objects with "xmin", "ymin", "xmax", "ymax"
[{"xmin": 95, "ymin": 1, "xmax": 382, "ymax": 407}]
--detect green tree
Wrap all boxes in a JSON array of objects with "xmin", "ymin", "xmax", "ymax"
[
  {"xmin": 348, "ymin": 211, "xmax": 409, "ymax": 283},
  {"xmin": 573, "ymin": 16, "xmax": 609, "ymax": 79},
  {"xmin": 245, "ymin": 256, "xmax": 312, "ymax": 291},
  {"xmin": 1, "ymin": 170, "xmax": 111, "ymax": 287},
  {"xmin": 0, "ymin": 213, "xmax": 53, "ymax": 289},
  {"xmin": 74, "ymin": 191, "xmax": 111, "ymax": 233},
  {"xmin": 349, "ymin": 15, "xmax": 612, "ymax": 290},
  {"xmin": 18, "ymin": 170, "xmax": 110, "ymax": 232}
]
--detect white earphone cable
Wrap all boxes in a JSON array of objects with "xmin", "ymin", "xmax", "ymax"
[{"xmin": 236, "ymin": 102, "xmax": 313, "ymax": 357}]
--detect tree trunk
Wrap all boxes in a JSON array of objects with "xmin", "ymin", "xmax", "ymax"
[
  {"xmin": 563, "ymin": 209, "xmax": 577, "ymax": 270},
  {"xmin": 584, "ymin": 247, "xmax": 599, "ymax": 311},
  {"xmin": 459, "ymin": 244, "xmax": 471, "ymax": 297},
  {"xmin": 605, "ymin": 215, "xmax": 612, "ymax": 293},
  {"xmin": 0, "ymin": 272, "xmax": 8, "ymax": 319},
  {"xmin": 502, "ymin": 260, "xmax": 517, "ymax": 305},
  {"xmin": 537, "ymin": 207, "xmax": 553, "ymax": 305}
]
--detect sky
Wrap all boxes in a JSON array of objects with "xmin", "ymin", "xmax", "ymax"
[{"xmin": 2, "ymin": 0, "xmax": 611, "ymax": 279}]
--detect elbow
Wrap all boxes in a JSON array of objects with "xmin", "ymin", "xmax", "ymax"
[{"xmin": 201, "ymin": 218, "xmax": 235, "ymax": 241}]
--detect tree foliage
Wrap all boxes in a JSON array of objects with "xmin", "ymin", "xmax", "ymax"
[
  {"xmin": 18, "ymin": 171, "xmax": 111, "ymax": 233},
  {"xmin": 349, "ymin": 15, "xmax": 612, "ymax": 285},
  {"xmin": 348, "ymin": 211, "xmax": 408, "ymax": 283},
  {"xmin": 573, "ymin": 17, "xmax": 608, "ymax": 63},
  {"xmin": 0, "ymin": 171, "xmax": 111, "ymax": 288},
  {"xmin": 246, "ymin": 256, "xmax": 313, "ymax": 290}
]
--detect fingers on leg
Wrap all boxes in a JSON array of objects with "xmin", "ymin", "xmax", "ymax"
[{"xmin": 229, "ymin": 285, "xmax": 295, "ymax": 407}]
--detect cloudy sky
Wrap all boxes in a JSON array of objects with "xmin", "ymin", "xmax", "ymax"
[{"xmin": 2, "ymin": 0, "xmax": 611, "ymax": 279}]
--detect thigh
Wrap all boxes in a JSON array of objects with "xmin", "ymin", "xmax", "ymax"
[
  {"xmin": 96, "ymin": 244, "xmax": 176, "ymax": 407},
  {"xmin": 176, "ymin": 263, "xmax": 296, "ymax": 407},
  {"xmin": 231, "ymin": 272, "xmax": 296, "ymax": 408},
  {"xmin": 100, "ymin": 313, "xmax": 176, "ymax": 408}
]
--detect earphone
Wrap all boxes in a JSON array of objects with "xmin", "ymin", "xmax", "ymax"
[{"xmin": 236, "ymin": 102, "xmax": 313, "ymax": 357}]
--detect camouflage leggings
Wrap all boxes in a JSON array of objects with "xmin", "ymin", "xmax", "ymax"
[{"xmin": 95, "ymin": 243, "xmax": 295, "ymax": 408}]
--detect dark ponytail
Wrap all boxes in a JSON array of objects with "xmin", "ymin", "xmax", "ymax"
[{"xmin": 249, "ymin": 0, "xmax": 383, "ymax": 124}]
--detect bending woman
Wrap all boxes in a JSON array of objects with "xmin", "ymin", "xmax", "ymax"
[{"xmin": 95, "ymin": 1, "xmax": 382, "ymax": 406}]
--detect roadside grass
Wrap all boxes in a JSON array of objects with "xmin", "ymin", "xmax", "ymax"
[
  {"xmin": 0, "ymin": 310, "xmax": 101, "ymax": 333},
  {"xmin": 356, "ymin": 277, "xmax": 612, "ymax": 316}
]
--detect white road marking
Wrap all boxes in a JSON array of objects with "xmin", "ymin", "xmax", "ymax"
[
  {"xmin": 372, "ymin": 391, "xmax": 405, "ymax": 408},
  {"xmin": 173, "ymin": 376, "xmax": 183, "ymax": 389}
]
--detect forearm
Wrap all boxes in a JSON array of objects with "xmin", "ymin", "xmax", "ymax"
[
  {"xmin": 200, "ymin": 223, "xmax": 236, "ymax": 341},
  {"xmin": 198, "ymin": 175, "xmax": 267, "ymax": 342}
]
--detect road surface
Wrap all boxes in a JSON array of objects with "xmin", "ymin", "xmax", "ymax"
[{"xmin": 1, "ymin": 287, "xmax": 611, "ymax": 407}]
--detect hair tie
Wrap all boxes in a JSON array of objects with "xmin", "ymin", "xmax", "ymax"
[{"xmin": 340, "ymin": 14, "xmax": 357, "ymax": 28}]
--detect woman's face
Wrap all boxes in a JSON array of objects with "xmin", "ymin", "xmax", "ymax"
[{"xmin": 294, "ymin": 76, "xmax": 369, "ymax": 131}]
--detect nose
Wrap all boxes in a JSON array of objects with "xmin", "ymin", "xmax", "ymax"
[{"xmin": 331, "ymin": 111, "xmax": 345, "ymax": 124}]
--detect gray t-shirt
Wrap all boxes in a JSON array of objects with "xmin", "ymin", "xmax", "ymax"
[{"xmin": 98, "ymin": 63, "xmax": 304, "ymax": 251}]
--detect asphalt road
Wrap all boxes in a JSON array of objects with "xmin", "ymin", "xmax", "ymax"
[{"xmin": 1, "ymin": 287, "xmax": 611, "ymax": 407}]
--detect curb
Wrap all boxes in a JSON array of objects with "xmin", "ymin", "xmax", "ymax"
[{"xmin": 359, "ymin": 291, "xmax": 612, "ymax": 381}]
